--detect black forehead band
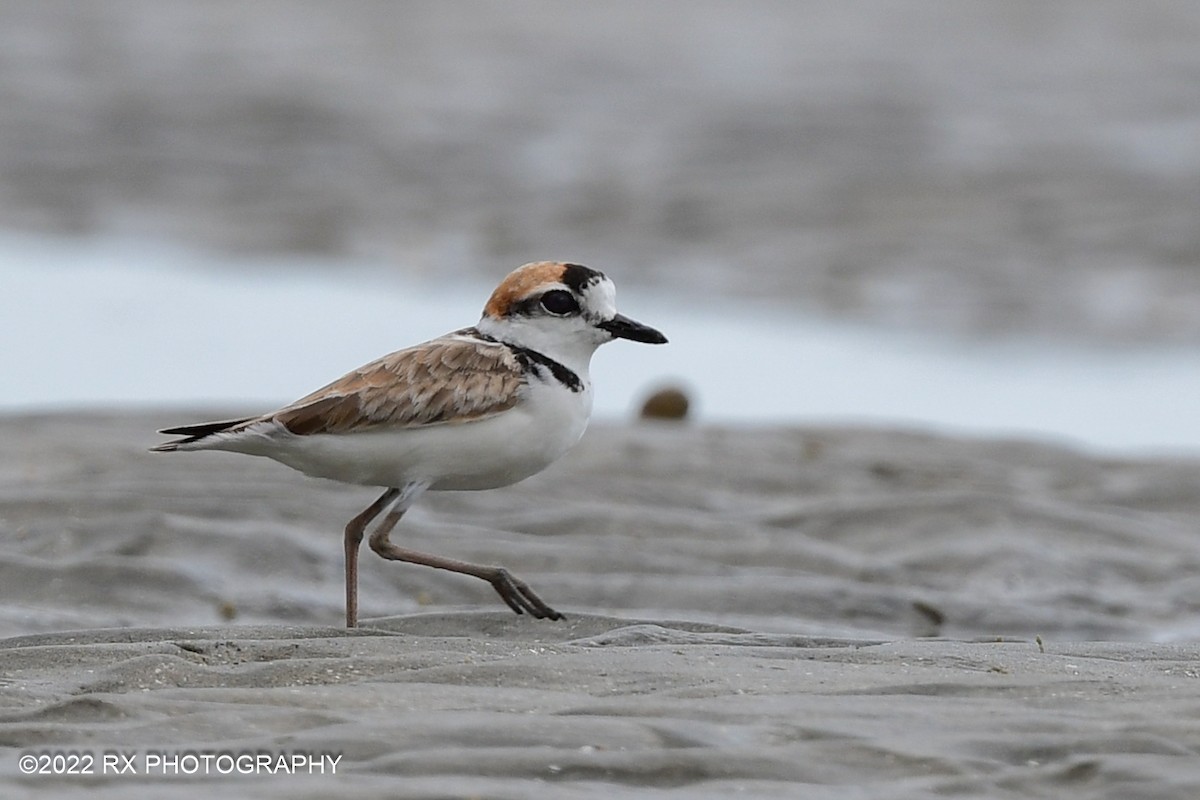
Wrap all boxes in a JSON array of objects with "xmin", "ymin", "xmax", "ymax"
[{"xmin": 560, "ymin": 263, "xmax": 606, "ymax": 295}]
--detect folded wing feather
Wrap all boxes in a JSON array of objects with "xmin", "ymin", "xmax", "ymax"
[{"xmin": 273, "ymin": 336, "xmax": 528, "ymax": 435}]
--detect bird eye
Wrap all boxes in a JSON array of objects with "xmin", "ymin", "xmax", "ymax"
[{"xmin": 539, "ymin": 290, "xmax": 579, "ymax": 316}]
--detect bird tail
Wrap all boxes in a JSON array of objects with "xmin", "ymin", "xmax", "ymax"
[{"xmin": 150, "ymin": 416, "xmax": 256, "ymax": 452}]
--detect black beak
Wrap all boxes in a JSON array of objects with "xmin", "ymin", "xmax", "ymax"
[{"xmin": 599, "ymin": 313, "xmax": 668, "ymax": 344}]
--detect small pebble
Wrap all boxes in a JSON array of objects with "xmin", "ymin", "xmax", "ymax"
[{"xmin": 639, "ymin": 386, "xmax": 690, "ymax": 421}]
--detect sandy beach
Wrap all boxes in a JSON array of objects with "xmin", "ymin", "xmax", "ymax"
[
  {"xmin": 3, "ymin": 2, "xmax": 1200, "ymax": 796},
  {"xmin": 2, "ymin": 411, "xmax": 1199, "ymax": 798}
]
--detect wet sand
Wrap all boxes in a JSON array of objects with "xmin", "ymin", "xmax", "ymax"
[
  {"xmin": 4, "ymin": 2, "xmax": 1200, "ymax": 794},
  {"xmin": 2, "ymin": 411, "xmax": 1199, "ymax": 797}
]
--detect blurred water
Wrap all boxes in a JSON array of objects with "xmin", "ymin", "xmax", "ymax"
[
  {"xmin": 3, "ymin": 3, "xmax": 1200, "ymax": 454},
  {"xmin": 2, "ymin": 1, "xmax": 1200, "ymax": 342},
  {"xmin": 4, "ymin": 232, "xmax": 1198, "ymax": 456}
]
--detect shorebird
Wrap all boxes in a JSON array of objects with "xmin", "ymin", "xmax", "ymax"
[{"xmin": 152, "ymin": 261, "xmax": 667, "ymax": 627}]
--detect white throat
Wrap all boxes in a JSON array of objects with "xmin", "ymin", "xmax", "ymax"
[{"xmin": 476, "ymin": 314, "xmax": 601, "ymax": 380}]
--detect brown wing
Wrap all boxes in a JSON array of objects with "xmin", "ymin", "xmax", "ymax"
[{"xmin": 271, "ymin": 335, "xmax": 527, "ymax": 436}]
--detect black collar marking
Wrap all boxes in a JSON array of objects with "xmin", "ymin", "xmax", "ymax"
[
  {"xmin": 467, "ymin": 329, "xmax": 584, "ymax": 393},
  {"xmin": 510, "ymin": 345, "xmax": 584, "ymax": 393}
]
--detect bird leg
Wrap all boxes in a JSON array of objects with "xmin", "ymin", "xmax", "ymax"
[
  {"xmin": 367, "ymin": 508, "xmax": 564, "ymax": 621},
  {"xmin": 343, "ymin": 487, "xmax": 400, "ymax": 628}
]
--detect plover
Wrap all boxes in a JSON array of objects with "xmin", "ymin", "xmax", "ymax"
[{"xmin": 152, "ymin": 261, "xmax": 667, "ymax": 627}]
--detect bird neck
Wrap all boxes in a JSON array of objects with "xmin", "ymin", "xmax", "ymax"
[{"xmin": 475, "ymin": 315, "xmax": 597, "ymax": 379}]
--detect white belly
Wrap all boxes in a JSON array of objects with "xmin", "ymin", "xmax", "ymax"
[{"xmin": 220, "ymin": 380, "xmax": 592, "ymax": 490}]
